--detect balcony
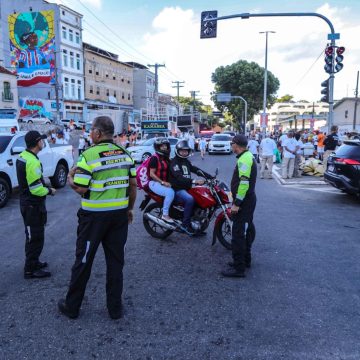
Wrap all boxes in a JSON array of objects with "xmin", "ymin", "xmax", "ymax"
[{"xmin": 2, "ymin": 92, "xmax": 14, "ymax": 102}]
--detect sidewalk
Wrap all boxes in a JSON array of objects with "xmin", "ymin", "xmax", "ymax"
[{"xmin": 272, "ymin": 164, "xmax": 326, "ymax": 186}]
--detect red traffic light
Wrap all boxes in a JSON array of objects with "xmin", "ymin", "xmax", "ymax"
[
  {"xmin": 325, "ymin": 46, "xmax": 334, "ymax": 56},
  {"xmin": 336, "ymin": 46, "xmax": 345, "ymax": 55}
]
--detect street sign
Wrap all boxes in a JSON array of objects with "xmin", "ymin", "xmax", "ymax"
[
  {"xmin": 328, "ymin": 33, "xmax": 340, "ymax": 40},
  {"xmin": 260, "ymin": 113, "xmax": 268, "ymax": 128},
  {"xmin": 216, "ymin": 93, "xmax": 232, "ymax": 102}
]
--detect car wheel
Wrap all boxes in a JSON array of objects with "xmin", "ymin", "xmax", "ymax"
[
  {"xmin": 50, "ymin": 163, "xmax": 68, "ymax": 188},
  {"xmin": 28, "ymin": 120, "xmax": 33, "ymax": 124},
  {"xmin": 142, "ymin": 152, "xmax": 152, "ymax": 162},
  {"xmin": 0, "ymin": 178, "xmax": 10, "ymax": 208},
  {"xmin": 45, "ymin": 121, "xmax": 50, "ymax": 125}
]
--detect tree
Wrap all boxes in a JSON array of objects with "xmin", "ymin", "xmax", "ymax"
[
  {"xmin": 212, "ymin": 60, "xmax": 280, "ymax": 128},
  {"xmin": 177, "ymin": 96, "xmax": 204, "ymax": 112},
  {"xmin": 276, "ymin": 94, "xmax": 294, "ymax": 103}
]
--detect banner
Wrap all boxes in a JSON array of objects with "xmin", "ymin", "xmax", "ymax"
[
  {"xmin": 8, "ymin": 11, "xmax": 55, "ymax": 87},
  {"xmin": 141, "ymin": 120, "xmax": 168, "ymax": 132}
]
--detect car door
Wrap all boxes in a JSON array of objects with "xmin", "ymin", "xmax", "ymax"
[
  {"xmin": 39, "ymin": 140, "xmax": 54, "ymax": 176},
  {"xmin": 8, "ymin": 135, "xmax": 26, "ymax": 187}
]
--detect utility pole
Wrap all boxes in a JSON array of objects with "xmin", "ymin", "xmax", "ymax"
[
  {"xmin": 148, "ymin": 63, "xmax": 165, "ymax": 119},
  {"xmin": 353, "ymin": 70, "xmax": 359, "ymax": 131},
  {"xmin": 189, "ymin": 90, "xmax": 200, "ymax": 113},
  {"xmin": 172, "ymin": 81, "xmax": 185, "ymax": 115},
  {"xmin": 54, "ymin": 53, "xmax": 61, "ymax": 124},
  {"xmin": 260, "ymin": 30, "xmax": 275, "ymax": 135}
]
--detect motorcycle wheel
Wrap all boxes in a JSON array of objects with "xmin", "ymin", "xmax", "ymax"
[
  {"xmin": 216, "ymin": 217, "xmax": 233, "ymax": 250},
  {"xmin": 143, "ymin": 203, "xmax": 173, "ymax": 239}
]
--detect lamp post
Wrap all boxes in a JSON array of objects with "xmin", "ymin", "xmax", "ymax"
[{"xmin": 259, "ymin": 31, "xmax": 275, "ymax": 135}]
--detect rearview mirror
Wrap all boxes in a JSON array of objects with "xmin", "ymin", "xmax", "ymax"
[{"xmin": 11, "ymin": 146, "xmax": 25, "ymax": 155}]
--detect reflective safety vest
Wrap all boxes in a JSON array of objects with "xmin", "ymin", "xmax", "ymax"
[{"xmin": 74, "ymin": 141, "xmax": 136, "ymax": 212}]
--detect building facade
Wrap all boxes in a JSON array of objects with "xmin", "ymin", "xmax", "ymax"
[
  {"xmin": 333, "ymin": 97, "xmax": 360, "ymax": 132},
  {"xmin": 0, "ymin": 66, "xmax": 19, "ymax": 116}
]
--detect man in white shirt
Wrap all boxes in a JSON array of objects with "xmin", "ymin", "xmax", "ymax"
[
  {"xmin": 282, "ymin": 132, "xmax": 298, "ymax": 179},
  {"xmin": 55, "ymin": 131, "xmax": 68, "ymax": 145},
  {"xmin": 294, "ymin": 133, "xmax": 304, "ymax": 178},
  {"xmin": 259, "ymin": 135, "xmax": 277, "ymax": 179},
  {"xmin": 247, "ymin": 137, "xmax": 259, "ymax": 163}
]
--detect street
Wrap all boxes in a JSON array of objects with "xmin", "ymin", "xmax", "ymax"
[{"xmin": 0, "ymin": 152, "xmax": 359, "ymax": 360}]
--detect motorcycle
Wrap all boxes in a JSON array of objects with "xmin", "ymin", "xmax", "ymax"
[{"xmin": 139, "ymin": 169, "xmax": 235, "ymax": 250}]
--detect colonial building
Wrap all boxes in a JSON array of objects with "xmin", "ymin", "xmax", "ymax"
[
  {"xmin": 0, "ymin": 65, "xmax": 18, "ymax": 117},
  {"xmin": 333, "ymin": 97, "xmax": 360, "ymax": 132}
]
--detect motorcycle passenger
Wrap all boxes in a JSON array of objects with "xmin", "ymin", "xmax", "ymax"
[
  {"xmin": 169, "ymin": 140, "xmax": 213, "ymax": 234},
  {"xmin": 148, "ymin": 138, "xmax": 175, "ymax": 223}
]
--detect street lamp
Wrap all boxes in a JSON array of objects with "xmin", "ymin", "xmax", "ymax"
[{"xmin": 260, "ymin": 31, "xmax": 275, "ymax": 134}]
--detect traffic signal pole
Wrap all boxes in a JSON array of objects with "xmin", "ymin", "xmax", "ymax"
[{"xmin": 201, "ymin": 11, "xmax": 339, "ymax": 133}]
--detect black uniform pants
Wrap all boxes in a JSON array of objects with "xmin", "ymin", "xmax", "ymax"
[
  {"xmin": 65, "ymin": 209, "xmax": 128, "ymax": 313},
  {"xmin": 232, "ymin": 194, "xmax": 256, "ymax": 271},
  {"xmin": 20, "ymin": 204, "xmax": 47, "ymax": 272}
]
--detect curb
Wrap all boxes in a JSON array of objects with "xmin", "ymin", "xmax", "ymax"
[{"xmin": 272, "ymin": 166, "xmax": 326, "ymax": 186}]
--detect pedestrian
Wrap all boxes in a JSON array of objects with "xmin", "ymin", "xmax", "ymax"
[
  {"xmin": 247, "ymin": 137, "xmax": 259, "ymax": 163},
  {"xmin": 78, "ymin": 135, "xmax": 86, "ymax": 156},
  {"xmin": 259, "ymin": 134, "xmax": 277, "ymax": 179},
  {"xmin": 323, "ymin": 126, "xmax": 340, "ymax": 169},
  {"xmin": 58, "ymin": 116, "xmax": 137, "ymax": 320},
  {"xmin": 55, "ymin": 131, "xmax": 68, "ymax": 144},
  {"xmin": 221, "ymin": 135, "xmax": 257, "ymax": 278},
  {"xmin": 317, "ymin": 131, "xmax": 325, "ymax": 161},
  {"xmin": 16, "ymin": 131, "xmax": 56, "ymax": 279},
  {"xmin": 282, "ymin": 132, "xmax": 298, "ymax": 179},
  {"xmin": 64, "ymin": 127, "xmax": 70, "ymax": 143},
  {"xmin": 293, "ymin": 133, "xmax": 304, "ymax": 178},
  {"xmin": 199, "ymin": 137, "xmax": 207, "ymax": 160},
  {"xmin": 188, "ymin": 132, "xmax": 195, "ymax": 151}
]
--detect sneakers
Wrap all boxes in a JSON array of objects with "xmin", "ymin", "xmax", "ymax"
[
  {"xmin": 180, "ymin": 224, "xmax": 195, "ymax": 235},
  {"xmin": 24, "ymin": 269, "xmax": 51, "ymax": 279},
  {"xmin": 58, "ymin": 299, "xmax": 79, "ymax": 319},
  {"xmin": 161, "ymin": 215, "xmax": 174, "ymax": 223},
  {"xmin": 221, "ymin": 268, "xmax": 246, "ymax": 278},
  {"xmin": 228, "ymin": 260, "xmax": 251, "ymax": 269},
  {"xmin": 35, "ymin": 261, "xmax": 48, "ymax": 270}
]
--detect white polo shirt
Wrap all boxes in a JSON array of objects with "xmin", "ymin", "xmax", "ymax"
[
  {"xmin": 247, "ymin": 139, "xmax": 259, "ymax": 155},
  {"xmin": 260, "ymin": 138, "xmax": 277, "ymax": 156},
  {"xmin": 282, "ymin": 137, "xmax": 298, "ymax": 158}
]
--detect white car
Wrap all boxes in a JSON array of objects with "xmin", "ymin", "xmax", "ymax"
[
  {"xmin": 208, "ymin": 134, "xmax": 232, "ymax": 155},
  {"xmin": 0, "ymin": 132, "xmax": 74, "ymax": 208},
  {"xmin": 61, "ymin": 119, "xmax": 84, "ymax": 129},
  {"xmin": 128, "ymin": 137, "xmax": 179, "ymax": 163},
  {"xmin": 20, "ymin": 113, "xmax": 52, "ymax": 125}
]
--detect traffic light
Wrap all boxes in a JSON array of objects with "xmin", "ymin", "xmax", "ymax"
[
  {"xmin": 335, "ymin": 46, "xmax": 345, "ymax": 73},
  {"xmin": 200, "ymin": 11, "xmax": 218, "ymax": 39},
  {"xmin": 324, "ymin": 46, "xmax": 334, "ymax": 74},
  {"xmin": 320, "ymin": 78, "xmax": 330, "ymax": 103}
]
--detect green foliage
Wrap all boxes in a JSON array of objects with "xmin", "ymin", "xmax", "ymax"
[
  {"xmin": 276, "ymin": 94, "xmax": 294, "ymax": 103},
  {"xmin": 212, "ymin": 60, "xmax": 280, "ymax": 125},
  {"xmin": 177, "ymin": 96, "xmax": 204, "ymax": 111}
]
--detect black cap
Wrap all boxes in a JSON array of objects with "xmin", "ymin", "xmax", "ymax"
[
  {"xmin": 232, "ymin": 134, "xmax": 248, "ymax": 147},
  {"xmin": 25, "ymin": 131, "xmax": 47, "ymax": 148}
]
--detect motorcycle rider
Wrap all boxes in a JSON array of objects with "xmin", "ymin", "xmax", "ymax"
[
  {"xmin": 169, "ymin": 139, "xmax": 213, "ymax": 234},
  {"xmin": 148, "ymin": 138, "xmax": 175, "ymax": 223}
]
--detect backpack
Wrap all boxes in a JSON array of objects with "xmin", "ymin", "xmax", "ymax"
[{"xmin": 136, "ymin": 154, "xmax": 159, "ymax": 190}]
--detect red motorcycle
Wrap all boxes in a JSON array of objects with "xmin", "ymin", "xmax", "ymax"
[{"xmin": 139, "ymin": 169, "xmax": 235, "ymax": 250}]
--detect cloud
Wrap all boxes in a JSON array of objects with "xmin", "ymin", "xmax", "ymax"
[
  {"xmin": 81, "ymin": 0, "xmax": 102, "ymax": 9},
  {"xmin": 140, "ymin": 4, "xmax": 360, "ymax": 105}
]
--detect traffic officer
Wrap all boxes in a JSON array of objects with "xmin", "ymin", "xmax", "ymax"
[
  {"xmin": 58, "ymin": 116, "xmax": 137, "ymax": 320},
  {"xmin": 16, "ymin": 130, "xmax": 56, "ymax": 279},
  {"xmin": 222, "ymin": 134, "xmax": 257, "ymax": 278}
]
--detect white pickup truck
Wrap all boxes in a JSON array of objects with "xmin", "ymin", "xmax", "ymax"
[{"xmin": 0, "ymin": 132, "xmax": 74, "ymax": 208}]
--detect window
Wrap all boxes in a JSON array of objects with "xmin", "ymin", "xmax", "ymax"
[
  {"xmin": 121, "ymin": 77, "xmax": 124, "ymax": 82},
  {"xmin": 127, "ymin": 80, "xmax": 130, "ymax": 84},
  {"xmin": 12, "ymin": 136, "xmax": 26, "ymax": 149},
  {"xmin": 122, "ymin": 92, "xmax": 125, "ymax": 99},
  {"xmin": 113, "ymin": 74, "xmax": 116, "ymax": 80},
  {"xmin": 106, "ymin": 89, "xmax": 109, "ymax": 96},
  {"xmin": 69, "ymin": 29, "xmax": 73, "ymax": 42},
  {"xmin": 62, "ymin": 50, "xmax": 68, "ymax": 67},
  {"xmin": 89, "ymin": 85, "xmax": 93, "ymax": 94},
  {"xmin": 88, "ymin": 66, "xmax": 92, "ymax": 74},
  {"xmin": 96, "ymin": 87, "xmax": 100, "ymax": 95},
  {"xmin": 113, "ymin": 91, "xmax": 116, "ymax": 97},
  {"xmin": 76, "ymin": 54, "xmax": 80, "ymax": 70},
  {"xmin": 345, "ymin": 110, "xmax": 348, "ymax": 118},
  {"xmin": 96, "ymin": 69, "xmax": 99, "ymax": 76},
  {"xmin": 71, "ymin": 79, "xmax": 75, "ymax": 97},
  {"xmin": 75, "ymin": 32, "xmax": 80, "ymax": 44},
  {"xmin": 105, "ymin": 71, "xmax": 109, "ymax": 78},
  {"xmin": 77, "ymin": 85, "xmax": 81, "ymax": 100},
  {"xmin": 62, "ymin": 10, "xmax": 65, "ymax": 16},
  {"xmin": 70, "ymin": 52, "xmax": 74, "ymax": 68},
  {"xmin": 64, "ymin": 78, "xmax": 69, "ymax": 97},
  {"xmin": 62, "ymin": 26, "xmax": 67, "ymax": 39},
  {"xmin": 3, "ymin": 82, "xmax": 12, "ymax": 100},
  {"xmin": 128, "ymin": 93, "xmax": 131, "ymax": 100}
]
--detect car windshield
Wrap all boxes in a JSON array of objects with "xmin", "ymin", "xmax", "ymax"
[
  {"xmin": 211, "ymin": 135, "xmax": 231, "ymax": 141},
  {"xmin": 0, "ymin": 136, "xmax": 13, "ymax": 153},
  {"xmin": 336, "ymin": 143, "xmax": 360, "ymax": 159},
  {"xmin": 200, "ymin": 133, "xmax": 214, "ymax": 139},
  {"xmin": 142, "ymin": 138, "xmax": 155, "ymax": 146}
]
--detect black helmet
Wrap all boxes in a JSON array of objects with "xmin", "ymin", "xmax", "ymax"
[
  {"xmin": 154, "ymin": 137, "xmax": 170, "ymax": 156},
  {"xmin": 175, "ymin": 140, "xmax": 192, "ymax": 158}
]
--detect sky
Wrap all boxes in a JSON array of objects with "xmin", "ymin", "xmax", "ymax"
[{"xmin": 49, "ymin": 0, "xmax": 360, "ymax": 106}]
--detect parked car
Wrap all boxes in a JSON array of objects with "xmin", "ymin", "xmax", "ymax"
[
  {"xmin": 20, "ymin": 113, "xmax": 52, "ymax": 125},
  {"xmin": 208, "ymin": 134, "xmax": 232, "ymax": 155},
  {"xmin": 127, "ymin": 137, "xmax": 179, "ymax": 163},
  {"xmin": 223, "ymin": 131, "xmax": 236, "ymax": 138},
  {"xmin": 61, "ymin": 119, "xmax": 84, "ymax": 129},
  {"xmin": 324, "ymin": 140, "xmax": 360, "ymax": 196},
  {"xmin": 0, "ymin": 132, "xmax": 74, "ymax": 208}
]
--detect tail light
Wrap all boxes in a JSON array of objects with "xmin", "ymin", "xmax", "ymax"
[
  {"xmin": 335, "ymin": 158, "xmax": 360, "ymax": 165},
  {"xmin": 10, "ymin": 127, "xmax": 17, "ymax": 134}
]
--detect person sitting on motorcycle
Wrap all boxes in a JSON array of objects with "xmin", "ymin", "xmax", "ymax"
[
  {"xmin": 169, "ymin": 139, "xmax": 213, "ymax": 234},
  {"xmin": 148, "ymin": 137, "xmax": 175, "ymax": 223}
]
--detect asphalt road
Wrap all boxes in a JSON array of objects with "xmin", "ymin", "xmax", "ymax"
[{"xmin": 0, "ymin": 151, "xmax": 359, "ymax": 360}]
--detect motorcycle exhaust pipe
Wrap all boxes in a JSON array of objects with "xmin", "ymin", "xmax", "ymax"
[{"xmin": 143, "ymin": 212, "xmax": 177, "ymax": 230}]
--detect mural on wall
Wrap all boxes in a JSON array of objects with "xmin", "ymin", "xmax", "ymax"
[
  {"xmin": 8, "ymin": 11, "xmax": 55, "ymax": 87},
  {"xmin": 19, "ymin": 98, "xmax": 53, "ymax": 119}
]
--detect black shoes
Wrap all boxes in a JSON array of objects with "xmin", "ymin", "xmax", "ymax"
[
  {"xmin": 58, "ymin": 299, "xmax": 79, "ymax": 319},
  {"xmin": 36, "ymin": 261, "xmax": 48, "ymax": 270},
  {"xmin": 108, "ymin": 306, "xmax": 123, "ymax": 320},
  {"xmin": 180, "ymin": 224, "xmax": 195, "ymax": 236},
  {"xmin": 228, "ymin": 261, "xmax": 251, "ymax": 269},
  {"xmin": 24, "ymin": 269, "xmax": 51, "ymax": 279},
  {"xmin": 221, "ymin": 268, "xmax": 246, "ymax": 278}
]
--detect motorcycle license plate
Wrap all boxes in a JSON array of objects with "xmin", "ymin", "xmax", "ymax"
[{"xmin": 328, "ymin": 165, "xmax": 335, "ymax": 172}]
